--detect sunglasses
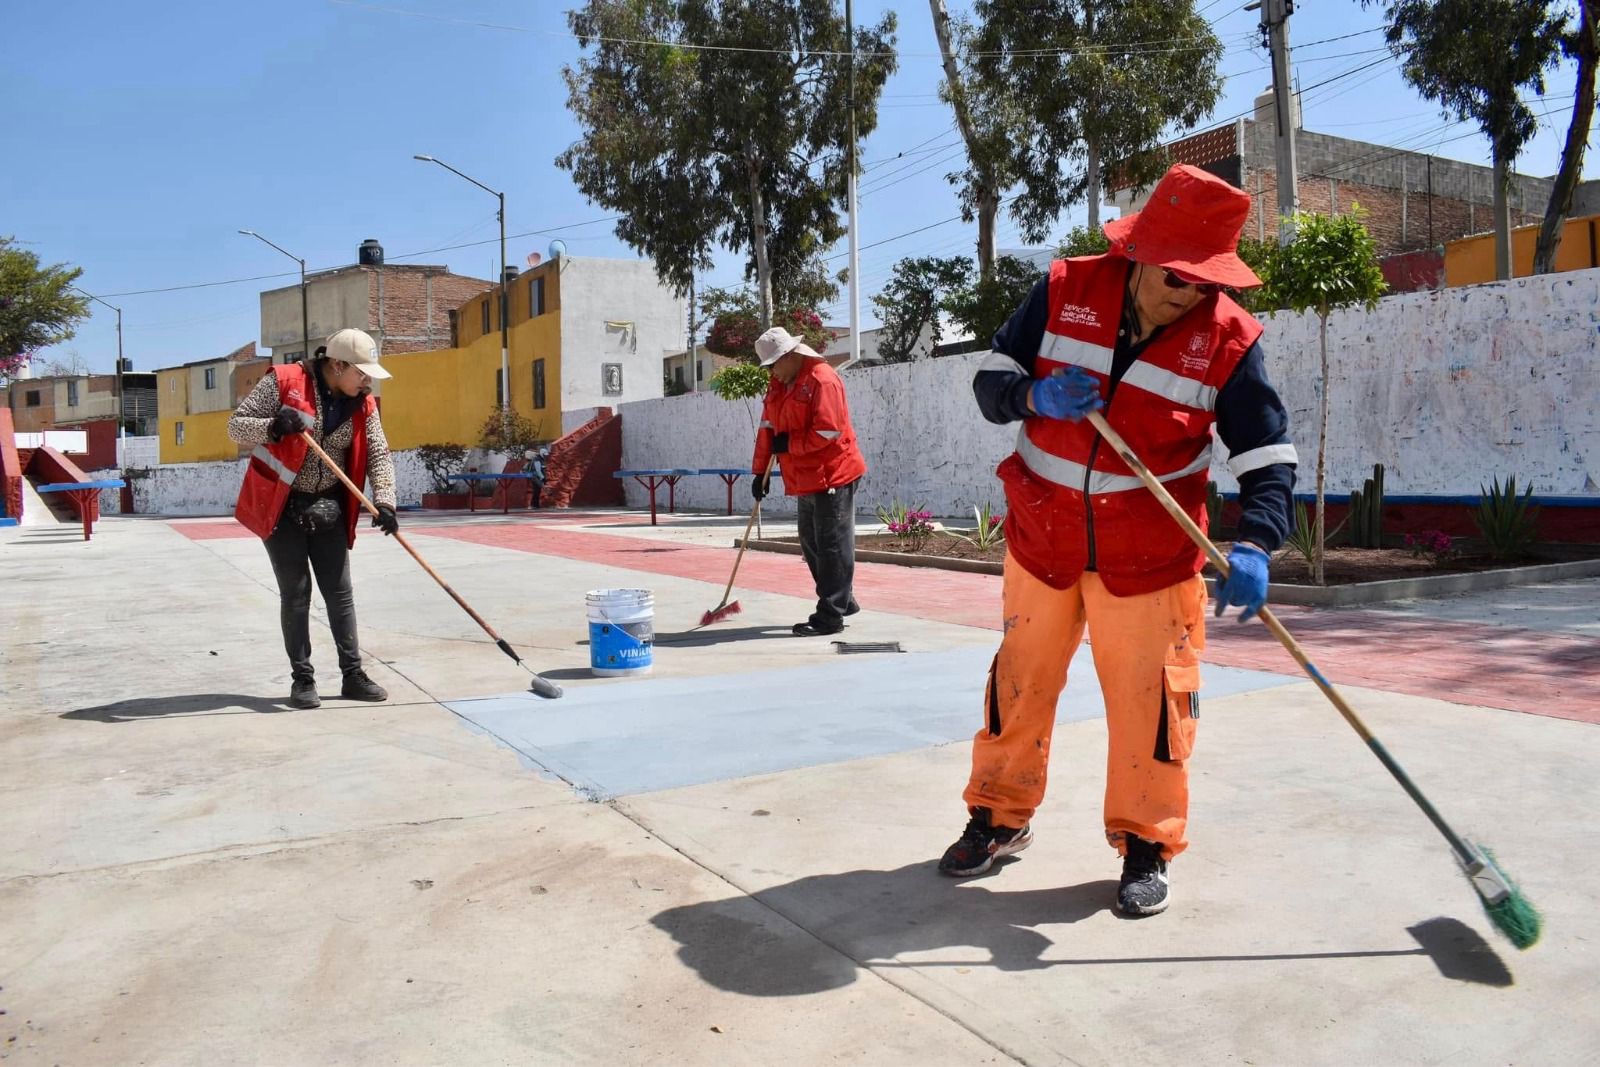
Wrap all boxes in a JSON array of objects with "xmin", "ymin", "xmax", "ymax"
[{"xmin": 1161, "ymin": 268, "xmax": 1222, "ymax": 296}]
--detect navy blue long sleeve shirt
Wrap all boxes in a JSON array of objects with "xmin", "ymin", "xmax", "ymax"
[{"xmin": 974, "ymin": 275, "xmax": 1297, "ymax": 553}]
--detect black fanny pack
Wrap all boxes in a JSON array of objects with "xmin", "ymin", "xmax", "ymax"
[{"xmin": 288, "ymin": 493, "xmax": 344, "ymax": 534}]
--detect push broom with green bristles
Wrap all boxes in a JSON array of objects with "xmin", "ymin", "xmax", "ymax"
[{"xmin": 1087, "ymin": 410, "xmax": 1541, "ymax": 949}]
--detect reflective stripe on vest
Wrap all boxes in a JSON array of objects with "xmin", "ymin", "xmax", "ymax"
[
  {"xmin": 1039, "ymin": 333, "xmax": 1114, "ymax": 376},
  {"xmin": 1016, "ymin": 425, "xmax": 1213, "ymax": 495},
  {"xmin": 251, "ymin": 444, "xmax": 298, "ymax": 485},
  {"xmin": 1120, "ymin": 361, "xmax": 1219, "ymax": 412}
]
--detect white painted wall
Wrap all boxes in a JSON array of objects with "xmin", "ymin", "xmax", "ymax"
[
  {"xmin": 121, "ymin": 447, "xmax": 524, "ymax": 516},
  {"xmin": 619, "ymin": 270, "xmax": 1600, "ymax": 519},
  {"xmin": 559, "ymin": 258, "xmax": 685, "ymax": 412}
]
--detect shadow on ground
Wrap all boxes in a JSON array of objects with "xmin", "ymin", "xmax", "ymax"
[
  {"xmin": 651, "ymin": 862, "xmax": 1512, "ymax": 996},
  {"xmin": 63, "ymin": 693, "xmax": 294, "ymax": 722}
]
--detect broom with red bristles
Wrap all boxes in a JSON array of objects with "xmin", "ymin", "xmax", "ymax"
[{"xmin": 700, "ymin": 457, "xmax": 775, "ymax": 627}]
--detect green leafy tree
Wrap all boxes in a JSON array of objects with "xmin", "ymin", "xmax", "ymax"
[
  {"xmin": 1231, "ymin": 237, "xmax": 1281, "ymax": 314},
  {"xmin": 1, "ymin": 237, "xmax": 89, "ymax": 383},
  {"xmin": 1055, "ymin": 225, "xmax": 1110, "ymax": 259},
  {"xmin": 968, "ymin": 1, "xmax": 1223, "ymax": 240},
  {"xmin": 871, "ymin": 255, "xmax": 973, "ymax": 363},
  {"xmin": 1367, "ymin": 0, "xmax": 1566, "ymax": 279},
  {"xmin": 1535, "ymin": 1, "xmax": 1598, "ymax": 273},
  {"xmin": 477, "ymin": 407, "xmax": 546, "ymax": 456},
  {"xmin": 1260, "ymin": 209, "xmax": 1387, "ymax": 585},
  {"xmin": 708, "ymin": 361, "xmax": 772, "ymax": 431},
  {"xmin": 944, "ymin": 254, "xmax": 1043, "ymax": 352},
  {"xmin": 558, "ymin": 1, "xmax": 897, "ymax": 326}
]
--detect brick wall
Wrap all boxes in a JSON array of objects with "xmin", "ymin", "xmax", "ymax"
[
  {"xmin": 369, "ymin": 269, "xmax": 494, "ymax": 354},
  {"xmin": 1242, "ymin": 170, "xmax": 1543, "ymax": 255}
]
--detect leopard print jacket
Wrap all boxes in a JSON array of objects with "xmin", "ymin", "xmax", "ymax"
[{"xmin": 227, "ymin": 365, "xmax": 398, "ymax": 510}]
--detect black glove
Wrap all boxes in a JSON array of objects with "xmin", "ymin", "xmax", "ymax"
[
  {"xmin": 750, "ymin": 473, "xmax": 769, "ymax": 502},
  {"xmin": 770, "ymin": 431, "xmax": 790, "ymax": 454},
  {"xmin": 372, "ymin": 504, "xmax": 399, "ymax": 536},
  {"xmin": 268, "ymin": 408, "xmax": 303, "ymax": 442}
]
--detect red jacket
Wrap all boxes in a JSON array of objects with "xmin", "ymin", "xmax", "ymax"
[
  {"xmin": 234, "ymin": 363, "xmax": 375, "ymax": 548},
  {"xmin": 999, "ymin": 255, "xmax": 1261, "ymax": 595},
  {"xmin": 751, "ymin": 358, "xmax": 867, "ymax": 495}
]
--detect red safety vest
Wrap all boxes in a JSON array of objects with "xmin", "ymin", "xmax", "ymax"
[
  {"xmin": 751, "ymin": 358, "xmax": 867, "ymax": 495},
  {"xmin": 998, "ymin": 255, "xmax": 1262, "ymax": 596},
  {"xmin": 234, "ymin": 362, "xmax": 374, "ymax": 548}
]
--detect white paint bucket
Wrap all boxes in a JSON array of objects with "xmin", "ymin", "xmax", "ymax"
[{"xmin": 586, "ymin": 588, "xmax": 654, "ymax": 677}]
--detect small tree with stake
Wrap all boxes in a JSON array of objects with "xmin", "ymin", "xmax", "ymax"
[{"xmin": 1260, "ymin": 208, "xmax": 1386, "ymax": 585}]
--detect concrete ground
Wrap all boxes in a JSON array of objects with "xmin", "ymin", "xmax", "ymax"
[{"xmin": 2, "ymin": 504, "xmax": 1597, "ymax": 1066}]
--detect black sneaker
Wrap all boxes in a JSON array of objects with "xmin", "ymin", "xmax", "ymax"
[
  {"xmin": 340, "ymin": 669, "xmax": 388, "ymax": 702},
  {"xmin": 288, "ymin": 677, "xmax": 320, "ymax": 710},
  {"xmin": 1117, "ymin": 836, "xmax": 1171, "ymax": 915},
  {"xmin": 792, "ymin": 618, "xmax": 845, "ymax": 637},
  {"xmin": 938, "ymin": 808, "xmax": 1033, "ymax": 877}
]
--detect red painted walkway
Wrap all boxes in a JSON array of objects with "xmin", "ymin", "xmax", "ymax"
[{"xmin": 176, "ymin": 515, "xmax": 1599, "ymax": 723}]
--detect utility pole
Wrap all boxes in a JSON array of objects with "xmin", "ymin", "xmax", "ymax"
[
  {"xmin": 1250, "ymin": 0, "xmax": 1299, "ymax": 245},
  {"xmin": 845, "ymin": 0, "xmax": 861, "ymax": 368},
  {"xmin": 71, "ymin": 285, "xmax": 125, "ymax": 468}
]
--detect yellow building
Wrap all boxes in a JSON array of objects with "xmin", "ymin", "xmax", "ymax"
[
  {"xmin": 380, "ymin": 258, "xmax": 564, "ymax": 449},
  {"xmin": 156, "ymin": 343, "xmax": 268, "ymax": 463},
  {"xmin": 1444, "ymin": 214, "xmax": 1600, "ymax": 287}
]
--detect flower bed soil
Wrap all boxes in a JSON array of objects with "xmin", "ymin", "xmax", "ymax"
[{"xmin": 846, "ymin": 533, "xmax": 1600, "ymax": 585}]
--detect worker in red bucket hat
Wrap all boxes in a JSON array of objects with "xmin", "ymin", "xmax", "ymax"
[{"xmin": 938, "ymin": 164, "xmax": 1298, "ymax": 917}]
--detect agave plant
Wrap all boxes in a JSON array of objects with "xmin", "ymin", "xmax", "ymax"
[
  {"xmin": 1474, "ymin": 476, "xmax": 1540, "ymax": 560},
  {"xmin": 952, "ymin": 502, "xmax": 1006, "ymax": 550}
]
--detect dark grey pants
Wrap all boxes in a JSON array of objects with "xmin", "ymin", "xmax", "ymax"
[
  {"xmin": 263, "ymin": 497, "xmax": 361, "ymax": 681},
  {"xmin": 796, "ymin": 479, "xmax": 860, "ymax": 627}
]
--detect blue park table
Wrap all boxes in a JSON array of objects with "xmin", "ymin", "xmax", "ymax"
[
  {"xmin": 614, "ymin": 468, "xmax": 762, "ymax": 524},
  {"xmin": 447, "ymin": 472, "xmax": 541, "ymax": 514},
  {"xmin": 35, "ymin": 478, "xmax": 126, "ymax": 541}
]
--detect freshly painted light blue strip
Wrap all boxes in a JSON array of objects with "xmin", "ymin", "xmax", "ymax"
[{"xmin": 446, "ymin": 647, "xmax": 1297, "ymax": 799}]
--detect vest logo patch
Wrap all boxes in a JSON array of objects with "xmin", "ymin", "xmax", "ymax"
[
  {"xmin": 1178, "ymin": 333, "xmax": 1211, "ymax": 374},
  {"xmin": 1057, "ymin": 304, "xmax": 1100, "ymax": 327}
]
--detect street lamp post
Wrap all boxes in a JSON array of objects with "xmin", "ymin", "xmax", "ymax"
[
  {"xmin": 238, "ymin": 230, "xmax": 309, "ymax": 364},
  {"xmin": 414, "ymin": 155, "xmax": 509, "ymax": 419},
  {"xmin": 71, "ymin": 285, "xmax": 125, "ymax": 467}
]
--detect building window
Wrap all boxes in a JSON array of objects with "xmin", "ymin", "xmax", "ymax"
[
  {"xmin": 697, "ymin": 359, "xmax": 704, "ymax": 381},
  {"xmin": 673, "ymin": 366, "xmax": 685, "ymax": 389},
  {"xmin": 530, "ymin": 276, "xmax": 545, "ymax": 317},
  {"xmin": 495, "ymin": 369, "xmax": 504, "ymax": 408},
  {"xmin": 67, "ymin": 380, "xmax": 79, "ymax": 406},
  {"xmin": 533, "ymin": 358, "xmax": 546, "ymax": 409},
  {"xmin": 602, "ymin": 363, "xmax": 623, "ymax": 397},
  {"xmin": 175, "ymin": 421, "xmax": 185, "ymax": 446},
  {"xmin": 204, "ymin": 367, "xmax": 217, "ymax": 390},
  {"xmin": 481, "ymin": 298, "xmax": 490, "ymax": 336},
  {"xmin": 448, "ymin": 309, "xmax": 460, "ymax": 348},
  {"xmin": 26, "ymin": 390, "xmax": 41, "ymax": 407},
  {"xmin": 499, "ymin": 292, "xmax": 507, "ymax": 331}
]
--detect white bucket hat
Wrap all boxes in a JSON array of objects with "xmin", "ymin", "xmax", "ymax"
[
  {"xmin": 324, "ymin": 327, "xmax": 391, "ymax": 379},
  {"xmin": 753, "ymin": 326, "xmax": 821, "ymax": 367}
]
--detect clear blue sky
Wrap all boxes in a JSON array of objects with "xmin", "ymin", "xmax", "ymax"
[{"xmin": 5, "ymin": 0, "xmax": 1589, "ymax": 376}]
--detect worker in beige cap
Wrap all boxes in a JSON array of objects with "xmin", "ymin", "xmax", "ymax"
[
  {"xmin": 749, "ymin": 326, "xmax": 868, "ymax": 636},
  {"xmin": 227, "ymin": 328, "xmax": 399, "ymax": 709}
]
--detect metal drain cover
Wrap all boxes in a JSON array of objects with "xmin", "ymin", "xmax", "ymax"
[{"xmin": 831, "ymin": 641, "xmax": 904, "ymax": 654}]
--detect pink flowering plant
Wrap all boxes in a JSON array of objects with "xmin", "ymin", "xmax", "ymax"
[
  {"xmin": 1403, "ymin": 529, "xmax": 1457, "ymax": 566},
  {"xmin": 878, "ymin": 500, "xmax": 936, "ymax": 552}
]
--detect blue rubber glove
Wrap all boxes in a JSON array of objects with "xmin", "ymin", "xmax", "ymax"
[
  {"xmin": 1031, "ymin": 366, "xmax": 1105, "ymax": 421},
  {"xmin": 1214, "ymin": 542, "xmax": 1270, "ymax": 621}
]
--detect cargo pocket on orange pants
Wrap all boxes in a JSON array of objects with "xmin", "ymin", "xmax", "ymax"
[{"xmin": 1157, "ymin": 663, "xmax": 1201, "ymax": 762}]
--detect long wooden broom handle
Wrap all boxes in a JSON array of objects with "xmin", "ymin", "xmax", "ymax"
[
  {"xmin": 716, "ymin": 454, "xmax": 776, "ymax": 608},
  {"xmin": 1085, "ymin": 410, "xmax": 1478, "ymax": 861},
  {"xmin": 298, "ymin": 431, "xmax": 506, "ymax": 643},
  {"xmin": 1086, "ymin": 411, "xmax": 1375, "ymax": 742}
]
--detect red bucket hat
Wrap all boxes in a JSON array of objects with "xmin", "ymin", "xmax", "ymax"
[{"xmin": 1102, "ymin": 164, "xmax": 1261, "ymax": 289}]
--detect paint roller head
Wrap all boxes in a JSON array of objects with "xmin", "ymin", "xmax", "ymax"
[{"xmin": 527, "ymin": 673, "xmax": 563, "ymax": 699}]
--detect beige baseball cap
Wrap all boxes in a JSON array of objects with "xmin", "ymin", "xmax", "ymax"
[
  {"xmin": 324, "ymin": 327, "xmax": 391, "ymax": 379},
  {"xmin": 753, "ymin": 326, "xmax": 821, "ymax": 367}
]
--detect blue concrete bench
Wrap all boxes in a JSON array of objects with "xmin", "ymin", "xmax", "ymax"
[
  {"xmin": 35, "ymin": 479, "xmax": 126, "ymax": 541},
  {"xmin": 447, "ymin": 472, "xmax": 542, "ymax": 514}
]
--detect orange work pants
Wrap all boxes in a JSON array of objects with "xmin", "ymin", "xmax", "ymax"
[{"xmin": 963, "ymin": 553, "xmax": 1207, "ymax": 860}]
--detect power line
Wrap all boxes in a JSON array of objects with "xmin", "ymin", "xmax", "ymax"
[{"xmin": 95, "ymin": 216, "xmax": 623, "ymax": 299}]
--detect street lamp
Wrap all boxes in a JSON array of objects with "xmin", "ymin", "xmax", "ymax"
[
  {"xmin": 70, "ymin": 284, "xmax": 125, "ymax": 468},
  {"xmin": 238, "ymin": 229, "xmax": 309, "ymax": 365},
  {"xmin": 414, "ymin": 154, "xmax": 509, "ymax": 416}
]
